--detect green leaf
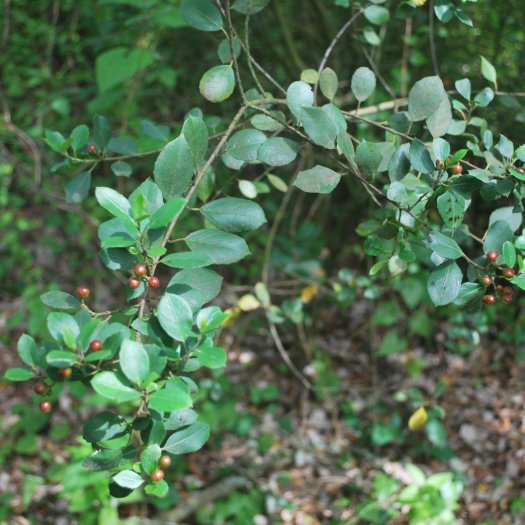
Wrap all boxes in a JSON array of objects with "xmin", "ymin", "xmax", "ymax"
[
  {"xmin": 428, "ymin": 232, "xmax": 463, "ymax": 260},
  {"xmin": 364, "ymin": 4, "xmax": 389, "ymax": 25},
  {"xmin": 437, "ymin": 191, "xmax": 464, "ymax": 232},
  {"xmin": 71, "ymin": 125, "xmax": 89, "ymax": 151},
  {"xmin": 356, "ymin": 141, "xmax": 393, "ymax": 178},
  {"xmin": 91, "ymin": 372, "xmax": 142, "ymax": 403},
  {"xmin": 502, "ymin": 241, "xmax": 516, "ymax": 268},
  {"xmin": 149, "ymin": 377, "xmax": 193, "ymax": 412},
  {"xmin": 453, "ymin": 283, "xmax": 484, "ymax": 306},
  {"xmin": 4, "ymin": 368, "xmax": 36, "ymax": 381},
  {"xmin": 319, "ymin": 68, "xmax": 338, "ymax": 101},
  {"xmin": 200, "ymin": 197, "xmax": 266, "ymax": 232},
  {"xmin": 181, "ymin": 0, "xmax": 223, "ymax": 31},
  {"xmin": 119, "ymin": 340, "xmax": 150, "ymax": 386},
  {"xmin": 65, "ymin": 172, "xmax": 91, "ymax": 203},
  {"xmin": 95, "ymin": 187, "xmax": 133, "ymax": 223},
  {"xmin": 46, "ymin": 350, "xmax": 77, "ymax": 367},
  {"xmin": 232, "ymin": 0, "xmax": 270, "ymax": 15},
  {"xmin": 111, "ymin": 161, "xmax": 132, "ymax": 178},
  {"xmin": 96, "ymin": 47, "xmax": 154, "ymax": 93},
  {"xmin": 408, "ymin": 76, "xmax": 446, "ymax": 122},
  {"xmin": 489, "ymin": 206, "xmax": 522, "ymax": 232},
  {"xmin": 474, "ymin": 87, "xmax": 494, "ymax": 107},
  {"xmin": 426, "ymin": 97, "xmax": 452, "ymax": 138},
  {"xmin": 301, "ymin": 107, "xmax": 337, "ymax": 149},
  {"xmin": 286, "ymin": 81, "xmax": 314, "ymax": 123},
  {"xmin": 145, "ymin": 479, "xmax": 169, "ymax": 497},
  {"xmin": 149, "ymin": 197, "xmax": 187, "ymax": 229},
  {"xmin": 141, "ymin": 445, "xmax": 161, "ymax": 475},
  {"xmin": 44, "ymin": 130, "xmax": 68, "ymax": 153},
  {"xmin": 250, "ymin": 111, "xmax": 285, "ymax": 132},
  {"xmin": 483, "ymin": 220, "xmax": 514, "ymax": 253},
  {"xmin": 257, "ymin": 137, "xmax": 300, "ymax": 167},
  {"xmin": 167, "ymin": 268, "xmax": 223, "ymax": 312},
  {"xmin": 17, "ymin": 334, "xmax": 38, "ymax": 367},
  {"xmin": 432, "ymin": 138, "xmax": 450, "ymax": 162},
  {"xmin": 455, "ymin": 78, "xmax": 471, "ymax": 101},
  {"xmin": 199, "ymin": 65, "xmax": 235, "ymax": 103},
  {"xmin": 294, "ymin": 165, "xmax": 341, "ymax": 194},
  {"xmin": 427, "ymin": 261, "xmax": 463, "ymax": 306},
  {"xmin": 182, "ymin": 115, "xmax": 209, "ymax": 163},
  {"xmin": 154, "ymin": 136, "xmax": 195, "ymax": 200},
  {"xmin": 47, "ymin": 312, "xmax": 79, "ymax": 347},
  {"xmin": 377, "ymin": 330, "xmax": 407, "ymax": 356},
  {"xmin": 112, "ymin": 470, "xmax": 144, "ymax": 490},
  {"xmin": 337, "ymin": 132, "xmax": 357, "ymax": 170},
  {"xmin": 83, "ymin": 412, "xmax": 128, "ymax": 443},
  {"xmin": 196, "ymin": 341, "xmax": 227, "ymax": 369},
  {"xmin": 225, "ymin": 129, "xmax": 267, "ymax": 162},
  {"xmin": 351, "ymin": 67, "xmax": 376, "ymax": 102},
  {"xmin": 161, "ymin": 252, "xmax": 212, "ymax": 269},
  {"xmin": 409, "ymin": 139, "xmax": 434, "ymax": 174},
  {"xmin": 93, "ymin": 115, "xmax": 111, "ymax": 150},
  {"xmin": 99, "ymin": 218, "xmax": 138, "ymax": 249},
  {"xmin": 157, "ymin": 293, "xmax": 194, "ymax": 341},
  {"xmin": 41, "ymin": 291, "xmax": 80, "ymax": 310},
  {"xmin": 185, "ymin": 229, "xmax": 250, "ymax": 264},
  {"xmin": 163, "ymin": 422, "xmax": 210, "ymax": 455},
  {"xmin": 300, "ymin": 68, "xmax": 319, "ymax": 84},
  {"xmin": 217, "ymin": 37, "xmax": 241, "ymax": 63},
  {"xmin": 480, "ymin": 56, "xmax": 497, "ymax": 86}
]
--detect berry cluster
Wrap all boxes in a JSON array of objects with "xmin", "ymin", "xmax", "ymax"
[
  {"xmin": 481, "ymin": 251, "xmax": 516, "ymax": 306},
  {"xmin": 435, "ymin": 158, "xmax": 463, "ymax": 175},
  {"xmin": 151, "ymin": 455, "xmax": 172, "ymax": 482},
  {"xmin": 128, "ymin": 264, "xmax": 160, "ymax": 290}
]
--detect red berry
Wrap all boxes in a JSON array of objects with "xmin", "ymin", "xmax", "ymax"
[
  {"xmin": 34, "ymin": 382, "xmax": 46, "ymax": 395},
  {"xmin": 483, "ymin": 294, "xmax": 496, "ymax": 305},
  {"xmin": 76, "ymin": 285, "xmax": 90, "ymax": 299},
  {"xmin": 88, "ymin": 144, "xmax": 96, "ymax": 153},
  {"xmin": 503, "ymin": 267, "xmax": 516, "ymax": 279},
  {"xmin": 503, "ymin": 286, "xmax": 513, "ymax": 296},
  {"xmin": 39, "ymin": 400, "xmax": 52, "ymax": 413},
  {"xmin": 90, "ymin": 340, "xmax": 103, "ymax": 352},
  {"xmin": 481, "ymin": 275, "xmax": 492, "ymax": 286},
  {"xmin": 134, "ymin": 264, "xmax": 147, "ymax": 277},
  {"xmin": 148, "ymin": 276, "xmax": 160, "ymax": 288},
  {"xmin": 486, "ymin": 251, "xmax": 499, "ymax": 263},
  {"xmin": 496, "ymin": 284, "xmax": 504, "ymax": 291},
  {"xmin": 452, "ymin": 162, "xmax": 463, "ymax": 174},
  {"xmin": 518, "ymin": 167, "xmax": 525, "ymax": 174},
  {"xmin": 159, "ymin": 455, "xmax": 172, "ymax": 468},
  {"xmin": 59, "ymin": 367, "xmax": 72, "ymax": 379},
  {"xmin": 502, "ymin": 295, "xmax": 513, "ymax": 304},
  {"xmin": 128, "ymin": 278, "xmax": 141, "ymax": 289},
  {"xmin": 151, "ymin": 468, "xmax": 165, "ymax": 482}
]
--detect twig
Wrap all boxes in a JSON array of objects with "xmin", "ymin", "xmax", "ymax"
[
  {"xmin": 429, "ymin": 0, "xmax": 440, "ymax": 76},
  {"xmin": 244, "ymin": 15, "xmax": 265, "ymax": 95},
  {"xmin": 225, "ymin": 0, "xmax": 246, "ymax": 103}
]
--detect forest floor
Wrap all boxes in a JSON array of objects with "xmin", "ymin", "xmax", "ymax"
[{"xmin": 1, "ymin": 299, "xmax": 525, "ymax": 525}]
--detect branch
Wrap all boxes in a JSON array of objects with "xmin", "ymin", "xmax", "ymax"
[{"xmin": 224, "ymin": 0, "xmax": 246, "ymax": 103}]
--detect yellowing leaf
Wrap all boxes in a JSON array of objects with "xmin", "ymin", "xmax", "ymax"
[
  {"xmin": 408, "ymin": 406, "xmax": 428, "ymax": 431},
  {"xmin": 414, "ymin": 0, "xmax": 427, "ymax": 6},
  {"xmin": 238, "ymin": 294, "xmax": 261, "ymax": 312},
  {"xmin": 300, "ymin": 285, "xmax": 319, "ymax": 304},
  {"xmin": 221, "ymin": 307, "xmax": 241, "ymax": 327}
]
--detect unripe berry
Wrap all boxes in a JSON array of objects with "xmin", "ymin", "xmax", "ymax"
[
  {"xmin": 128, "ymin": 278, "xmax": 141, "ymax": 289},
  {"xmin": 76, "ymin": 285, "xmax": 90, "ymax": 299},
  {"xmin": 39, "ymin": 400, "xmax": 52, "ymax": 413},
  {"xmin": 59, "ymin": 367, "xmax": 72, "ymax": 379},
  {"xmin": 481, "ymin": 275, "xmax": 492, "ymax": 286},
  {"xmin": 34, "ymin": 382, "xmax": 46, "ymax": 395},
  {"xmin": 482, "ymin": 294, "xmax": 496, "ymax": 305},
  {"xmin": 452, "ymin": 162, "xmax": 463, "ymax": 174},
  {"xmin": 88, "ymin": 144, "xmax": 97, "ymax": 153},
  {"xmin": 486, "ymin": 251, "xmax": 498, "ymax": 263},
  {"xmin": 159, "ymin": 455, "xmax": 172, "ymax": 468},
  {"xmin": 90, "ymin": 340, "xmax": 103, "ymax": 352},
  {"xmin": 148, "ymin": 276, "xmax": 160, "ymax": 288},
  {"xmin": 151, "ymin": 468, "xmax": 164, "ymax": 482},
  {"xmin": 436, "ymin": 160, "xmax": 444, "ymax": 168},
  {"xmin": 503, "ymin": 267, "xmax": 516, "ymax": 279},
  {"xmin": 134, "ymin": 264, "xmax": 147, "ymax": 277}
]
